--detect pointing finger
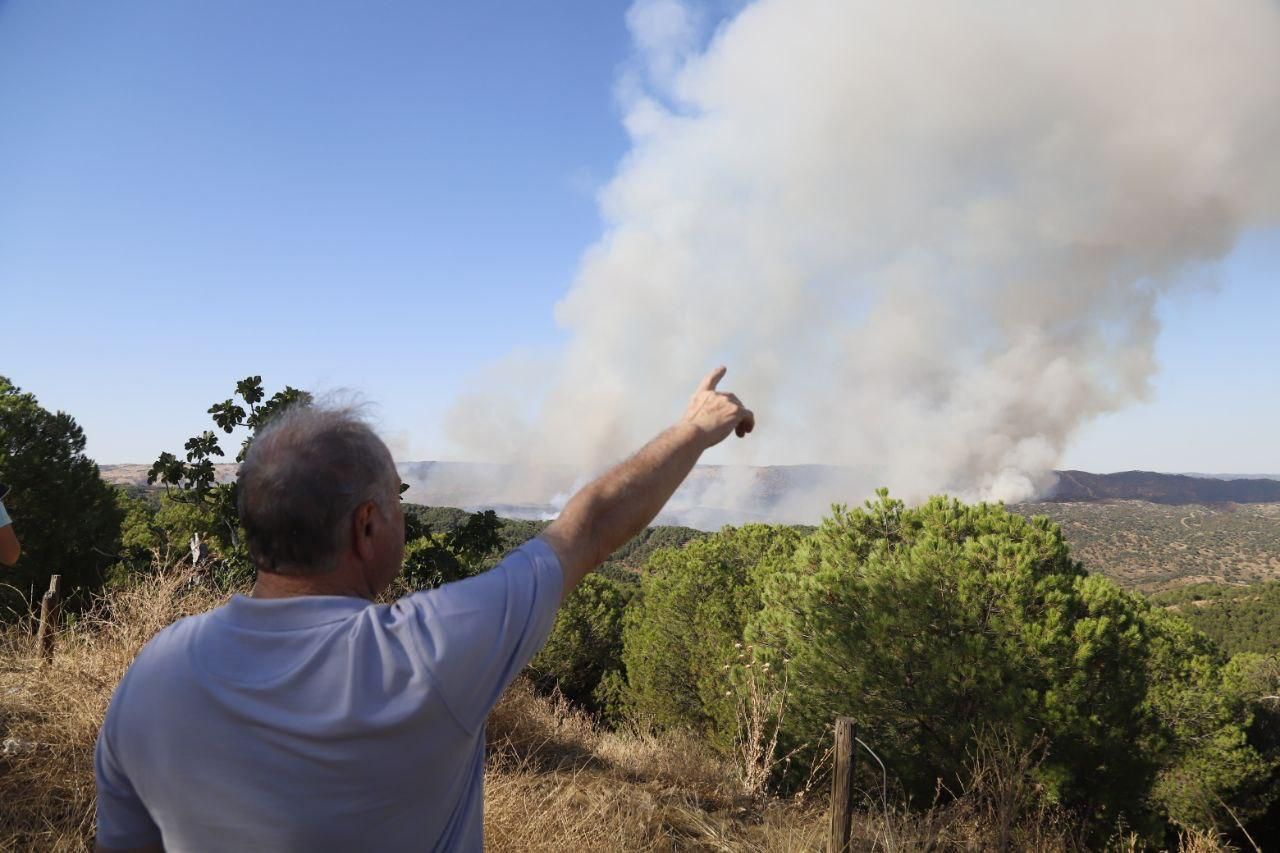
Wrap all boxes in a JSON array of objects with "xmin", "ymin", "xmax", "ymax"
[{"xmin": 700, "ymin": 365, "xmax": 727, "ymax": 392}]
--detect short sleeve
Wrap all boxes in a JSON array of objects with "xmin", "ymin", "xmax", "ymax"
[
  {"xmin": 94, "ymin": 717, "xmax": 162, "ymax": 850},
  {"xmin": 0, "ymin": 501, "xmax": 10, "ymax": 527},
  {"xmin": 396, "ymin": 539, "xmax": 563, "ymax": 732}
]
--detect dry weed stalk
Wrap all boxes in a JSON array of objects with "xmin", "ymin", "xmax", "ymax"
[
  {"xmin": 731, "ymin": 643, "xmax": 797, "ymax": 801},
  {"xmin": 1177, "ymin": 827, "xmax": 1240, "ymax": 853},
  {"xmin": 960, "ymin": 728, "xmax": 1051, "ymax": 853}
]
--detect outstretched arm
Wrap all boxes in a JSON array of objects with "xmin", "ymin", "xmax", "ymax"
[{"xmin": 539, "ymin": 366, "xmax": 754, "ymax": 599}]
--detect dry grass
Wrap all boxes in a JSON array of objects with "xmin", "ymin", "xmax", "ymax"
[
  {"xmin": 482, "ymin": 680, "xmax": 826, "ymax": 851},
  {"xmin": 0, "ymin": 570, "xmax": 1240, "ymax": 852},
  {"xmin": 0, "ymin": 570, "xmax": 225, "ymax": 851}
]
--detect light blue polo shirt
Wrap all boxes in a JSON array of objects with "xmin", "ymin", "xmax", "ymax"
[{"xmin": 94, "ymin": 539, "xmax": 562, "ymax": 852}]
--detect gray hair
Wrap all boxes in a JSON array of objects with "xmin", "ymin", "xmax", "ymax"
[{"xmin": 237, "ymin": 403, "xmax": 398, "ymax": 575}]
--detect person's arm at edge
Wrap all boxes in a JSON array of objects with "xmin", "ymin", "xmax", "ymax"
[
  {"xmin": 0, "ymin": 525, "xmax": 19, "ymax": 566},
  {"xmin": 539, "ymin": 366, "xmax": 754, "ymax": 600}
]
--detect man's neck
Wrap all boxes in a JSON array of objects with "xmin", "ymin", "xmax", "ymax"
[{"xmin": 251, "ymin": 567, "xmax": 375, "ymax": 601}]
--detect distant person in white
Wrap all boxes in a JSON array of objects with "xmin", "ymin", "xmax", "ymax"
[{"xmin": 94, "ymin": 368, "xmax": 754, "ymax": 853}]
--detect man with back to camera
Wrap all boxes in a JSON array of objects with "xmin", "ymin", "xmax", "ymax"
[
  {"xmin": 94, "ymin": 367, "xmax": 754, "ymax": 852},
  {"xmin": 0, "ymin": 482, "xmax": 19, "ymax": 566}
]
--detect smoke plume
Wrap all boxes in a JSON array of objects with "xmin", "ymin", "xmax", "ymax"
[{"xmin": 440, "ymin": 0, "xmax": 1280, "ymax": 523}]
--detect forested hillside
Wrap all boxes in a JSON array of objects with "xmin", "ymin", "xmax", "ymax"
[
  {"xmin": 1013, "ymin": 501, "xmax": 1280, "ymax": 590},
  {"xmin": 1047, "ymin": 470, "xmax": 1280, "ymax": 504},
  {"xmin": 1151, "ymin": 581, "xmax": 1280, "ymax": 656}
]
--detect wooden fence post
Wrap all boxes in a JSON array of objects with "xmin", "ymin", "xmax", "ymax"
[
  {"xmin": 35, "ymin": 574, "xmax": 62, "ymax": 663},
  {"xmin": 828, "ymin": 716, "xmax": 858, "ymax": 853}
]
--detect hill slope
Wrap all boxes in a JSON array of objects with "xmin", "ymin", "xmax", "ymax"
[{"xmin": 1047, "ymin": 470, "xmax": 1280, "ymax": 504}]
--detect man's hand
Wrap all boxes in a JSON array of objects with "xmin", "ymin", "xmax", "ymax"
[
  {"xmin": 540, "ymin": 366, "xmax": 756, "ymax": 600},
  {"xmin": 681, "ymin": 366, "xmax": 755, "ymax": 447}
]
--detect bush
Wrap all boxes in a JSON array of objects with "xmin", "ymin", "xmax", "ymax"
[
  {"xmin": 746, "ymin": 492, "xmax": 1239, "ymax": 839},
  {"xmin": 528, "ymin": 574, "xmax": 632, "ymax": 717},
  {"xmin": 398, "ymin": 509, "xmax": 507, "ymax": 590},
  {"xmin": 621, "ymin": 524, "xmax": 801, "ymax": 749},
  {"xmin": 1145, "ymin": 636, "xmax": 1280, "ymax": 832},
  {"xmin": 400, "ymin": 535, "xmax": 469, "ymax": 589}
]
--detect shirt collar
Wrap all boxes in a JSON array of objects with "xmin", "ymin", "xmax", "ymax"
[{"xmin": 214, "ymin": 593, "xmax": 373, "ymax": 632}]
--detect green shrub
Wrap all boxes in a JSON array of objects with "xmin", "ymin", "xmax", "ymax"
[
  {"xmin": 401, "ymin": 535, "xmax": 470, "ymax": 589},
  {"xmin": 398, "ymin": 508, "xmax": 509, "ymax": 591},
  {"xmin": 747, "ymin": 492, "xmax": 1204, "ymax": 839},
  {"xmin": 621, "ymin": 524, "xmax": 801, "ymax": 749},
  {"xmin": 529, "ymin": 574, "xmax": 632, "ymax": 717},
  {"xmin": 1145, "ymin": 637, "xmax": 1280, "ymax": 831}
]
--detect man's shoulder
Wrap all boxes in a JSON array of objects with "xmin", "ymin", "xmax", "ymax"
[
  {"xmin": 150, "ymin": 603, "xmax": 221, "ymax": 645},
  {"xmin": 103, "ymin": 608, "xmax": 221, "ymax": 745},
  {"xmin": 124, "ymin": 606, "xmax": 219, "ymax": 680}
]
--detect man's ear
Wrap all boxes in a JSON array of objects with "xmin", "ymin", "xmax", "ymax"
[{"xmin": 351, "ymin": 501, "xmax": 378, "ymax": 562}]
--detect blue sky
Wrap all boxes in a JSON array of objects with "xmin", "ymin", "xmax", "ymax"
[{"xmin": 1, "ymin": 1, "xmax": 1277, "ymax": 474}]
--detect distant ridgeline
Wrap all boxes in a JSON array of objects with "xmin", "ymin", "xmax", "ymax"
[
  {"xmin": 1047, "ymin": 470, "xmax": 1280, "ymax": 505},
  {"xmin": 102, "ymin": 463, "xmax": 1280, "ymax": 514}
]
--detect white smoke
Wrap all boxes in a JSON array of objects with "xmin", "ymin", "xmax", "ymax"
[{"xmin": 442, "ymin": 0, "xmax": 1280, "ymax": 523}]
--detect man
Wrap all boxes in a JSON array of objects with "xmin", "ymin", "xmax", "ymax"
[
  {"xmin": 94, "ymin": 367, "xmax": 754, "ymax": 852},
  {"xmin": 0, "ymin": 482, "xmax": 19, "ymax": 567}
]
